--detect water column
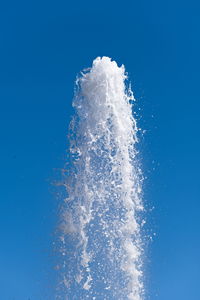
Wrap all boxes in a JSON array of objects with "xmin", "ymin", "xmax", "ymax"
[{"xmin": 59, "ymin": 57, "xmax": 144, "ymax": 300}]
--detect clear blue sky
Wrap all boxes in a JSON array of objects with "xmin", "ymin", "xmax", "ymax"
[{"xmin": 0, "ymin": 0, "xmax": 200, "ymax": 299}]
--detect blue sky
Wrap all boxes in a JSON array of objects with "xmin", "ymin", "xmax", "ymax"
[{"xmin": 0, "ymin": 0, "xmax": 200, "ymax": 299}]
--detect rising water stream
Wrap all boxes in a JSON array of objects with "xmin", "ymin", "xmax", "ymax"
[{"xmin": 59, "ymin": 57, "xmax": 144, "ymax": 300}]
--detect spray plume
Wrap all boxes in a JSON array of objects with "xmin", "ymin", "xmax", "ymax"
[{"xmin": 59, "ymin": 57, "xmax": 144, "ymax": 300}]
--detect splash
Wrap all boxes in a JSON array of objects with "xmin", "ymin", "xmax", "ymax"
[{"xmin": 59, "ymin": 57, "xmax": 144, "ymax": 299}]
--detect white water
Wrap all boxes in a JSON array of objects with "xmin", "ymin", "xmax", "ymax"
[{"xmin": 59, "ymin": 57, "xmax": 144, "ymax": 300}]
